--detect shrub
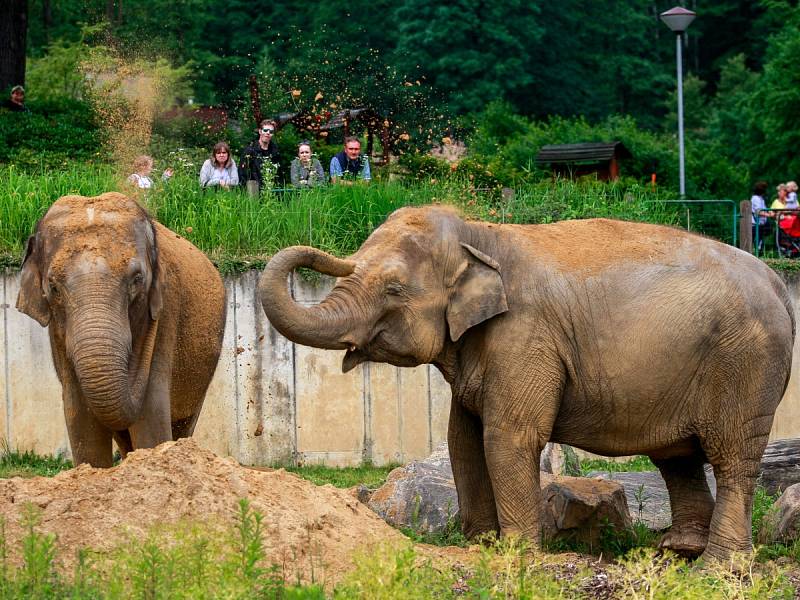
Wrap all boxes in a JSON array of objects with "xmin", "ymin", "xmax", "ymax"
[{"xmin": 0, "ymin": 98, "xmax": 104, "ymax": 169}]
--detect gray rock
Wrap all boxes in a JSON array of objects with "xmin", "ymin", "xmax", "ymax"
[
  {"xmin": 368, "ymin": 443, "xmax": 456, "ymax": 531},
  {"xmin": 588, "ymin": 468, "xmax": 716, "ymax": 531},
  {"xmin": 758, "ymin": 483, "xmax": 800, "ymax": 545},
  {"xmin": 760, "ymin": 438, "xmax": 800, "ymax": 496}
]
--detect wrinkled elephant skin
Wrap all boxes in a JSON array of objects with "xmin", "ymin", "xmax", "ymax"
[
  {"xmin": 17, "ymin": 192, "xmax": 226, "ymax": 467},
  {"xmin": 259, "ymin": 205, "xmax": 795, "ymax": 562}
]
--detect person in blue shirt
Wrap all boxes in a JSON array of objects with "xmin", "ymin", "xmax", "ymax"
[{"xmin": 329, "ymin": 136, "xmax": 371, "ymax": 184}]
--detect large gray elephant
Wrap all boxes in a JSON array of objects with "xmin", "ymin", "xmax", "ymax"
[
  {"xmin": 259, "ymin": 205, "xmax": 795, "ymax": 561},
  {"xmin": 16, "ymin": 192, "xmax": 226, "ymax": 467}
]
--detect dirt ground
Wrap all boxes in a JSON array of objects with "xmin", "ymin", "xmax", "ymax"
[{"xmin": 0, "ymin": 438, "xmax": 409, "ymax": 583}]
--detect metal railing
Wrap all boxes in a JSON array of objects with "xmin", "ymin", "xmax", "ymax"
[{"xmin": 650, "ymin": 199, "xmax": 739, "ymax": 246}]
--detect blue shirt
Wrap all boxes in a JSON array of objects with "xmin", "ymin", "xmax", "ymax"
[{"xmin": 330, "ymin": 154, "xmax": 371, "ymax": 181}]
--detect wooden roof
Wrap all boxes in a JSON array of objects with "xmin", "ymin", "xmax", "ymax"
[{"xmin": 535, "ymin": 142, "xmax": 631, "ymax": 164}]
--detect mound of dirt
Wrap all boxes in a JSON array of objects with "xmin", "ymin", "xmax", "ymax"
[{"xmin": 0, "ymin": 438, "xmax": 404, "ymax": 582}]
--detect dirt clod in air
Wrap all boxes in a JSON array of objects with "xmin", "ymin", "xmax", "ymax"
[{"xmin": 0, "ymin": 438, "xmax": 404, "ymax": 582}]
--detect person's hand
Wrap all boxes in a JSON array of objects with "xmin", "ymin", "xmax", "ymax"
[{"xmin": 163, "ymin": 168, "xmax": 174, "ymax": 178}]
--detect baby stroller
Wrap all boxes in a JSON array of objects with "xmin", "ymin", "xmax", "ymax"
[{"xmin": 776, "ymin": 211, "xmax": 800, "ymax": 258}]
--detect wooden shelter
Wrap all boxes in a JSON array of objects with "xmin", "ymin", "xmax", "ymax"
[{"xmin": 535, "ymin": 142, "xmax": 631, "ymax": 181}]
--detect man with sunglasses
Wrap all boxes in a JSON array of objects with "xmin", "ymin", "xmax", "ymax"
[{"xmin": 239, "ymin": 119, "xmax": 281, "ymax": 190}]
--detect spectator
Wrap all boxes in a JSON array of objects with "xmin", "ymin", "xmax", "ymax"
[
  {"xmin": 3, "ymin": 85, "xmax": 28, "ymax": 112},
  {"xmin": 787, "ymin": 181, "xmax": 799, "ymax": 209},
  {"xmin": 330, "ymin": 136, "xmax": 370, "ymax": 184},
  {"xmin": 239, "ymin": 119, "xmax": 280, "ymax": 189},
  {"xmin": 771, "ymin": 183, "xmax": 788, "ymax": 209},
  {"xmin": 127, "ymin": 155, "xmax": 173, "ymax": 189},
  {"xmin": 199, "ymin": 141, "xmax": 239, "ymax": 188},
  {"xmin": 290, "ymin": 141, "xmax": 325, "ymax": 187},
  {"xmin": 751, "ymin": 180, "xmax": 772, "ymax": 252}
]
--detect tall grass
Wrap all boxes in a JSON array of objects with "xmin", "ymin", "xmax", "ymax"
[{"xmin": 1, "ymin": 165, "xmax": 691, "ymax": 271}]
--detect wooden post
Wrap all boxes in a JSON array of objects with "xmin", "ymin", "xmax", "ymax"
[
  {"xmin": 248, "ymin": 75, "xmax": 262, "ymax": 126},
  {"xmin": 343, "ymin": 113, "xmax": 350, "ymax": 139},
  {"xmin": 366, "ymin": 126, "xmax": 374, "ymax": 157},
  {"xmin": 609, "ymin": 157, "xmax": 619, "ymax": 181},
  {"xmin": 381, "ymin": 120, "xmax": 391, "ymax": 163},
  {"xmin": 739, "ymin": 200, "xmax": 752, "ymax": 253}
]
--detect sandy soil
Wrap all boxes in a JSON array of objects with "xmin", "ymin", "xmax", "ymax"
[{"xmin": 0, "ymin": 438, "xmax": 405, "ymax": 583}]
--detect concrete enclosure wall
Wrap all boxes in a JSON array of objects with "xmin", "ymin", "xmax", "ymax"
[{"xmin": 2, "ymin": 268, "xmax": 800, "ymax": 466}]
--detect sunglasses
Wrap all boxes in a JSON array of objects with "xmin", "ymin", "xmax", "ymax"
[{"xmin": 260, "ymin": 127, "xmax": 275, "ymax": 134}]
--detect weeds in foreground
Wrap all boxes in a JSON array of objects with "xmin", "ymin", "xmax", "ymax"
[{"xmin": 579, "ymin": 455, "xmax": 657, "ymax": 476}]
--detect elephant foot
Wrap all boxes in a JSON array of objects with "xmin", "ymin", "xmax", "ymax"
[
  {"xmin": 462, "ymin": 518, "xmax": 500, "ymax": 541},
  {"xmin": 659, "ymin": 525, "xmax": 709, "ymax": 558}
]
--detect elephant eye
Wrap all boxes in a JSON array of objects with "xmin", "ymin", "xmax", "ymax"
[
  {"xmin": 386, "ymin": 282, "xmax": 404, "ymax": 296},
  {"xmin": 48, "ymin": 282, "xmax": 59, "ymax": 297}
]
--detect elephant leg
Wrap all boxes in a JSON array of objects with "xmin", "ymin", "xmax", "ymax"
[
  {"xmin": 129, "ymin": 370, "xmax": 172, "ymax": 449},
  {"xmin": 448, "ymin": 400, "xmax": 499, "ymax": 538},
  {"xmin": 63, "ymin": 382, "xmax": 113, "ymax": 467},
  {"xmin": 652, "ymin": 453, "xmax": 715, "ymax": 557},
  {"xmin": 483, "ymin": 423, "xmax": 543, "ymax": 542}
]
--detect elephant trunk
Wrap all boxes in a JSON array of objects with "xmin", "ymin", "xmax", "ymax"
[
  {"xmin": 67, "ymin": 302, "xmax": 139, "ymax": 431},
  {"xmin": 259, "ymin": 246, "xmax": 361, "ymax": 349}
]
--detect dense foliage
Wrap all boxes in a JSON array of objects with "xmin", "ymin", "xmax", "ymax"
[{"xmin": 6, "ymin": 1, "xmax": 796, "ymax": 201}]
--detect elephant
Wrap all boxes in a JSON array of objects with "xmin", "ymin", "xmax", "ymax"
[
  {"xmin": 16, "ymin": 192, "xmax": 226, "ymax": 467},
  {"xmin": 259, "ymin": 205, "xmax": 795, "ymax": 561}
]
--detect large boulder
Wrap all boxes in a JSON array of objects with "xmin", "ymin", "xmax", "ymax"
[
  {"xmin": 589, "ymin": 468, "xmax": 716, "ymax": 530},
  {"xmin": 366, "ymin": 443, "xmax": 630, "ymax": 546},
  {"xmin": 759, "ymin": 438, "xmax": 800, "ymax": 496},
  {"xmin": 758, "ymin": 483, "xmax": 800, "ymax": 545}
]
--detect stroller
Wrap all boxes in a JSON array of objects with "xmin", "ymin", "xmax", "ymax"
[{"xmin": 775, "ymin": 210, "xmax": 800, "ymax": 258}]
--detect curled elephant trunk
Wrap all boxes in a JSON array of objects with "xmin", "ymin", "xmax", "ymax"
[
  {"xmin": 68, "ymin": 307, "xmax": 139, "ymax": 431},
  {"xmin": 259, "ymin": 246, "xmax": 358, "ymax": 349}
]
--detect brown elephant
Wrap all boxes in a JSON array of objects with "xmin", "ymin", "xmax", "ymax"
[
  {"xmin": 16, "ymin": 192, "xmax": 226, "ymax": 467},
  {"xmin": 259, "ymin": 205, "xmax": 795, "ymax": 561}
]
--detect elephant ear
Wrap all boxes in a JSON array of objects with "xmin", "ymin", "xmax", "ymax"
[
  {"xmin": 446, "ymin": 243, "xmax": 508, "ymax": 342},
  {"xmin": 16, "ymin": 234, "xmax": 51, "ymax": 327},
  {"xmin": 146, "ymin": 221, "xmax": 164, "ymax": 321}
]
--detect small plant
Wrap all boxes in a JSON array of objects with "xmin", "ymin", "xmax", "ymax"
[{"xmin": 579, "ymin": 455, "xmax": 656, "ymax": 476}]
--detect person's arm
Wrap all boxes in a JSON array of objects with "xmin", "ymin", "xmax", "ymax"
[
  {"xmin": 229, "ymin": 161, "xmax": 239, "ymax": 186},
  {"xmin": 290, "ymin": 160, "xmax": 301, "ymax": 186},
  {"xmin": 238, "ymin": 148, "xmax": 250, "ymax": 183},
  {"xmin": 313, "ymin": 159, "xmax": 326, "ymax": 184},
  {"xmin": 199, "ymin": 160, "xmax": 212, "ymax": 187},
  {"xmin": 330, "ymin": 156, "xmax": 342, "ymax": 183},
  {"xmin": 361, "ymin": 157, "xmax": 371, "ymax": 181}
]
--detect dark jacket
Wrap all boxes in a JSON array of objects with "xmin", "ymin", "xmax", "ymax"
[
  {"xmin": 239, "ymin": 140, "xmax": 280, "ymax": 186},
  {"xmin": 2, "ymin": 100, "xmax": 28, "ymax": 112}
]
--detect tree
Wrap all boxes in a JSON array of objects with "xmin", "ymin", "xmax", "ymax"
[{"xmin": 0, "ymin": 0, "xmax": 28, "ymax": 92}]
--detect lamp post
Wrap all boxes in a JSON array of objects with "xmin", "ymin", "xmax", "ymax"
[{"xmin": 660, "ymin": 6, "xmax": 696, "ymax": 198}]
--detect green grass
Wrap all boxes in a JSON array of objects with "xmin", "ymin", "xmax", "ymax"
[
  {"xmin": 0, "ymin": 164, "xmax": 696, "ymax": 271},
  {"xmin": 282, "ymin": 462, "xmax": 400, "ymax": 489},
  {"xmin": 579, "ymin": 454, "xmax": 657, "ymax": 476},
  {"xmin": 0, "ymin": 444, "xmax": 72, "ymax": 478}
]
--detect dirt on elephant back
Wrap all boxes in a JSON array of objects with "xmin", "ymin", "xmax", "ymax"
[{"xmin": 0, "ymin": 438, "xmax": 406, "ymax": 583}]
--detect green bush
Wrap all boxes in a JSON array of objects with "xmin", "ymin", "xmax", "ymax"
[{"xmin": 0, "ymin": 97, "xmax": 104, "ymax": 169}]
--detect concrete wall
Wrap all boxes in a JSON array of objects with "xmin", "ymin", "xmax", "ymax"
[{"xmin": 2, "ymin": 268, "xmax": 799, "ymax": 466}]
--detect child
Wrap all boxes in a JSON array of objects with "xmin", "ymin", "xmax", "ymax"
[{"xmin": 127, "ymin": 155, "xmax": 173, "ymax": 189}]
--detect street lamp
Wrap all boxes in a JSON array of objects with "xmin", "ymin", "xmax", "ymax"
[{"xmin": 660, "ymin": 6, "xmax": 696, "ymax": 198}]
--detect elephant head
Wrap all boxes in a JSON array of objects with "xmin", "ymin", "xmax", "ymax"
[
  {"xmin": 259, "ymin": 205, "xmax": 509, "ymax": 373},
  {"xmin": 16, "ymin": 192, "xmax": 164, "ymax": 430}
]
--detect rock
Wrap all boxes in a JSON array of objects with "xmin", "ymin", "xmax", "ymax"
[
  {"xmin": 760, "ymin": 438, "xmax": 800, "ymax": 496},
  {"xmin": 758, "ymin": 483, "xmax": 800, "ymax": 545},
  {"xmin": 368, "ymin": 444, "xmax": 631, "ymax": 545},
  {"xmin": 368, "ymin": 443, "xmax": 456, "ymax": 531},
  {"xmin": 540, "ymin": 443, "xmax": 581, "ymax": 476},
  {"xmin": 589, "ymin": 468, "xmax": 716, "ymax": 531},
  {"xmin": 540, "ymin": 474, "xmax": 631, "ymax": 547}
]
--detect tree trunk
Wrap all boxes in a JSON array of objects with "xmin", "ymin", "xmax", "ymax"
[
  {"xmin": 0, "ymin": 0, "xmax": 28, "ymax": 92},
  {"xmin": 42, "ymin": 0, "xmax": 52, "ymax": 44}
]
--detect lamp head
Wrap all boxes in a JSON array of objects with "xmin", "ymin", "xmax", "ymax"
[{"xmin": 660, "ymin": 6, "xmax": 696, "ymax": 34}]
